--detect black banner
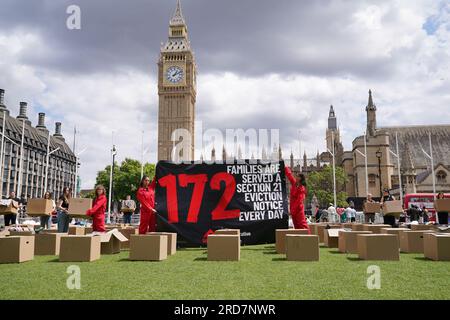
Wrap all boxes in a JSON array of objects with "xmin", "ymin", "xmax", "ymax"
[{"xmin": 155, "ymin": 160, "xmax": 289, "ymax": 245}]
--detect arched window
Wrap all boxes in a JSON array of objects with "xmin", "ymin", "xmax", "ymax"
[{"xmin": 437, "ymin": 170, "xmax": 447, "ymax": 183}]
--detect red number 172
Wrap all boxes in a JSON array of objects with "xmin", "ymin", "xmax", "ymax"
[{"xmin": 158, "ymin": 172, "xmax": 240, "ymax": 223}]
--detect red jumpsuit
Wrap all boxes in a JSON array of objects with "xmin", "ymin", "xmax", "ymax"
[
  {"xmin": 137, "ymin": 178, "xmax": 156, "ymax": 235},
  {"xmin": 285, "ymin": 166, "xmax": 310, "ymax": 232},
  {"xmin": 86, "ymin": 194, "xmax": 107, "ymax": 232}
]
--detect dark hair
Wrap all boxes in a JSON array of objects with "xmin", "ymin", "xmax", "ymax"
[
  {"xmin": 299, "ymin": 173, "xmax": 306, "ymax": 186},
  {"xmin": 140, "ymin": 175, "xmax": 150, "ymax": 188},
  {"xmin": 437, "ymin": 192, "xmax": 445, "ymax": 199}
]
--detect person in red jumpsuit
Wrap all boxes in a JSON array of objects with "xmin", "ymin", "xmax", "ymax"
[
  {"xmin": 137, "ymin": 175, "xmax": 157, "ymax": 235},
  {"xmin": 86, "ymin": 185, "xmax": 107, "ymax": 232},
  {"xmin": 285, "ymin": 166, "xmax": 310, "ymax": 232}
]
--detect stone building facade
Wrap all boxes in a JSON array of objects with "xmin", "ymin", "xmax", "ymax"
[
  {"xmin": 0, "ymin": 88, "xmax": 76, "ymax": 200},
  {"xmin": 342, "ymin": 90, "xmax": 450, "ymax": 198}
]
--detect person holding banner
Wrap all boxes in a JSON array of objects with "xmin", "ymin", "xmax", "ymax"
[
  {"xmin": 86, "ymin": 185, "xmax": 107, "ymax": 232},
  {"xmin": 285, "ymin": 166, "xmax": 310, "ymax": 232},
  {"xmin": 137, "ymin": 175, "xmax": 157, "ymax": 234},
  {"xmin": 436, "ymin": 193, "xmax": 448, "ymax": 225}
]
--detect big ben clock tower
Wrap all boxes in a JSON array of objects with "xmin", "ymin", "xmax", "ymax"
[{"xmin": 157, "ymin": 0, "xmax": 196, "ymax": 161}]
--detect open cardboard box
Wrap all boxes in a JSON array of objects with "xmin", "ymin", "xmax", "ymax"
[{"xmin": 99, "ymin": 229, "xmax": 128, "ymax": 254}]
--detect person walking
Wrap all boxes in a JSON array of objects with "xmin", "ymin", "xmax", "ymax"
[
  {"xmin": 436, "ymin": 193, "xmax": 448, "ymax": 225},
  {"xmin": 121, "ymin": 195, "xmax": 136, "ymax": 224},
  {"xmin": 344, "ymin": 203, "xmax": 357, "ymax": 223},
  {"xmin": 86, "ymin": 185, "xmax": 107, "ymax": 232},
  {"xmin": 57, "ymin": 187, "xmax": 71, "ymax": 233},
  {"xmin": 4, "ymin": 191, "xmax": 20, "ymax": 226},
  {"xmin": 363, "ymin": 193, "xmax": 377, "ymax": 223},
  {"xmin": 40, "ymin": 192, "xmax": 56, "ymax": 229},
  {"xmin": 381, "ymin": 189, "xmax": 396, "ymax": 227},
  {"xmin": 137, "ymin": 175, "xmax": 157, "ymax": 235},
  {"xmin": 285, "ymin": 166, "xmax": 310, "ymax": 232}
]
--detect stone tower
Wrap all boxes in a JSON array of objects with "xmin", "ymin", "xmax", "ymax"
[
  {"xmin": 326, "ymin": 105, "xmax": 344, "ymax": 165},
  {"xmin": 366, "ymin": 90, "xmax": 377, "ymax": 137},
  {"xmin": 157, "ymin": 0, "xmax": 196, "ymax": 161}
]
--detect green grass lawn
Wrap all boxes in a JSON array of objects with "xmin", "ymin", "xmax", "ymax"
[{"xmin": 0, "ymin": 245, "xmax": 449, "ymax": 300}]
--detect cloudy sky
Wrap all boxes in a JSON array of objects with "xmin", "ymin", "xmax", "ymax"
[{"xmin": 0, "ymin": 0, "xmax": 449, "ymax": 188}]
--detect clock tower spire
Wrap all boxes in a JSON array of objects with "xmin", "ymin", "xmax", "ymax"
[{"xmin": 157, "ymin": 0, "xmax": 196, "ymax": 161}]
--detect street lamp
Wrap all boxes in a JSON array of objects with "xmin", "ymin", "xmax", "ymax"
[
  {"xmin": 376, "ymin": 149, "xmax": 382, "ymax": 197},
  {"xmin": 107, "ymin": 145, "xmax": 117, "ymax": 224}
]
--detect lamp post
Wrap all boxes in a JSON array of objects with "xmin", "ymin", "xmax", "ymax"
[
  {"xmin": 376, "ymin": 149, "xmax": 382, "ymax": 198},
  {"xmin": 355, "ymin": 133, "xmax": 369, "ymax": 197},
  {"xmin": 327, "ymin": 131, "xmax": 337, "ymax": 208},
  {"xmin": 107, "ymin": 145, "xmax": 117, "ymax": 224}
]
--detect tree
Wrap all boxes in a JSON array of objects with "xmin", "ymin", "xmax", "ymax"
[
  {"xmin": 306, "ymin": 165, "xmax": 349, "ymax": 208},
  {"xmin": 94, "ymin": 158, "xmax": 156, "ymax": 202}
]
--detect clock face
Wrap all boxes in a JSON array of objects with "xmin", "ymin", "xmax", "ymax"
[{"xmin": 166, "ymin": 66, "xmax": 184, "ymax": 83}]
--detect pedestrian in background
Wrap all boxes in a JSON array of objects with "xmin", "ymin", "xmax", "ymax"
[
  {"xmin": 57, "ymin": 187, "xmax": 71, "ymax": 233},
  {"xmin": 40, "ymin": 192, "xmax": 56, "ymax": 229},
  {"xmin": 121, "ymin": 195, "xmax": 136, "ymax": 224},
  {"xmin": 436, "ymin": 193, "xmax": 448, "ymax": 225}
]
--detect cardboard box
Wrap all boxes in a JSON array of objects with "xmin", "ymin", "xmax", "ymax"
[
  {"xmin": 42, "ymin": 229, "xmax": 66, "ymax": 234},
  {"xmin": 275, "ymin": 229, "xmax": 309, "ymax": 253},
  {"xmin": 119, "ymin": 227, "xmax": 138, "ymax": 250},
  {"xmin": 400, "ymin": 230, "xmax": 434, "ymax": 253},
  {"xmin": 343, "ymin": 223, "xmax": 354, "ymax": 229},
  {"xmin": 410, "ymin": 224, "xmax": 435, "ymax": 231},
  {"xmin": 147, "ymin": 232, "xmax": 177, "ymax": 255},
  {"xmin": 434, "ymin": 199, "xmax": 450, "ymax": 212},
  {"xmin": 68, "ymin": 226, "xmax": 85, "ymax": 235},
  {"xmin": 350, "ymin": 224, "xmax": 365, "ymax": 231},
  {"xmin": 85, "ymin": 227, "xmax": 93, "ymax": 234},
  {"xmin": 381, "ymin": 228, "xmax": 409, "ymax": 248},
  {"xmin": 0, "ymin": 200, "xmax": 19, "ymax": 215},
  {"xmin": 35, "ymin": 233, "xmax": 63, "ymax": 255},
  {"xmin": 207, "ymin": 234, "xmax": 240, "ymax": 261},
  {"xmin": 338, "ymin": 231, "xmax": 372, "ymax": 253},
  {"xmin": 357, "ymin": 234, "xmax": 400, "ymax": 260},
  {"xmin": 314, "ymin": 224, "xmax": 342, "ymax": 243},
  {"xmin": 26, "ymin": 199, "xmax": 53, "ymax": 216},
  {"xmin": 286, "ymin": 235, "xmax": 319, "ymax": 261},
  {"xmin": 68, "ymin": 198, "xmax": 92, "ymax": 218},
  {"xmin": 363, "ymin": 202, "xmax": 381, "ymax": 214},
  {"xmin": 129, "ymin": 234, "xmax": 168, "ymax": 261},
  {"xmin": 0, "ymin": 236, "xmax": 34, "ymax": 263},
  {"xmin": 363, "ymin": 224, "xmax": 391, "ymax": 234},
  {"xmin": 8, "ymin": 230, "xmax": 34, "ymax": 236},
  {"xmin": 215, "ymin": 229, "xmax": 240, "ymax": 236},
  {"xmin": 324, "ymin": 228, "xmax": 345, "ymax": 248},
  {"xmin": 382, "ymin": 200, "xmax": 403, "ymax": 217},
  {"xmin": 308, "ymin": 223, "xmax": 324, "ymax": 236},
  {"xmin": 0, "ymin": 229, "xmax": 10, "ymax": 237},
  {"xmin": 313, "ymin": 224, "xmax": 326, "ymax": 243},
  {"xmin": 100, "ymin": 229, "xmax": 128, "ymax": 254},
  {"xmin": 423, "ymin": 233, "xmax": 450, "ymax": 261},
  {"xmin": 59, "ymin": 235, "xmax": 101, "ymax": 262}
]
